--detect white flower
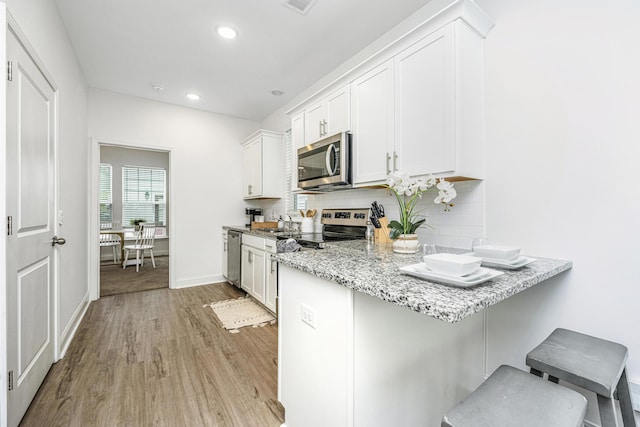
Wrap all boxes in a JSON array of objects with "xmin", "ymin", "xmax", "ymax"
[{"xmin": 434, "ymin": 178, "xmax": 457, "ymax": 204}]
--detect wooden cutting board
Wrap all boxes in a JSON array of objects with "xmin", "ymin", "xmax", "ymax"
[{"xmin": 251, "ymin": 221, "xmax": 279, "ymax": 230}]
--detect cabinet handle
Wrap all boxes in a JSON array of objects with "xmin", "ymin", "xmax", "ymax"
[
  {"xmin": 386, "ymin": 152, "xmax": 391, "ymax": 175},
  {"xmin": 322, "ymin": 119, "xmax": 328, "ymax": 136},
  {"xmin": 393, "ymin": 151, "xmax": 398, "ymax": 172},
  {"xmin": 248, "ymin": 252, "xmax": 253, "ymax": 263},
  {"xmin": 319, "ymin": 120, "xmax": 323, "ymax": 137},
  {"xmin": 224, "ymin": 242, "xmax": 227, "ymax": 252},
  {"xmin": 271, "ymin": 260, "xmax": 277, "ymax": 273},
  {"xmin": 248, "ymin": 184, "xmax": 252, "ymax": 195}
]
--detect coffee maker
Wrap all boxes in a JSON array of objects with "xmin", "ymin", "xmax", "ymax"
[{"xmin": 245, "ymin": 208, "xmax": 262, "ymax": 227}]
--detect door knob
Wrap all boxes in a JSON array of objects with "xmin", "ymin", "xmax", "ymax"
[{"xmin": 51, "ymin": 236, "xmax": 66, "ymax": 246}]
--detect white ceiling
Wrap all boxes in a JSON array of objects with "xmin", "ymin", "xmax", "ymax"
[{"xmin": 54, "ymin": 0, "xmax": 431, "ymax": 122}]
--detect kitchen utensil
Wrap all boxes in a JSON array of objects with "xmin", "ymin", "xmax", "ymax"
[
  {"xmin": 306, "ymin": 209, "xmax": 313, "ymax": 218},
  {"xmin": 310, "ymin": 209, "xmax": 317, "ymax": 217},
  {"xmin": 300, "ymin": 210, "xmax": 305, "ymax": 217},
  {"xmin": 378, "ymin": 203, "xmax": 385, "ymax": 217},
  {"xmin": 371, "ymin": 201, "xmax": 383, "ymax": 219},
  {"xmin": 370, "ymin": 216, "xmax": 381, "ymax": 228}
]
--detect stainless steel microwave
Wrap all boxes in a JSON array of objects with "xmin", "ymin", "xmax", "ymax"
[{"xmin": 297, "ymin": 132, "xmax": 351, "ymax": 190}]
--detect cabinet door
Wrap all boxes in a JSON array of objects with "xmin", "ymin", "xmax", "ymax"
[
  {"xmin": 242, "ymin": 144, "xmax": 253, "ymax": 198},
  {"xmin": 290, "ymin": 112, "xmax": 305, "ymax": 191},
  {"xmin": 249, "ymin": 139, "xmax": 263, "ymax": 196},
  {"xmin": 326, "ymin": 87, "xmax": 350, "ymax": 136},
  {"xmin": 351, "ymin": 59, "xmax": 395, "ymax": 185},
  {"xmin": 305, "ymin": 102, "xmax": 326, "ymax": 143},
  {"xmin": 242, "ymin": 139, "xmax": 263, "ymax": 198},
  {"xmin": 265, "ymin": 255, "xmax": 277, "ymax": 313},
  {"xmin": 240, "ymin": 245, "xmax": 252, "ymax": 292},
  {"xmin": 395, "ymin": 24, "xmax": 455, "ymax": 177},
  {"xmin": 252, "ymin": 249, "xmax": 266, "ymax": 303}
]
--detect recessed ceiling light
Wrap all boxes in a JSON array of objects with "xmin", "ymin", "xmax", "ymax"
[
  {"xmin": 216, "ymin": 26, "xmax": 237, "ymax": 39},
  {"xmin": 151, "ymin": 83, "xmax": 164, "ymax": 92},
  {"xmin": 186, "ymin": 92, "xmax": 201, "ymax": 101},
  {"xmin": 271, "ymin": 89, "xmax": 284, "ymax": 96}
]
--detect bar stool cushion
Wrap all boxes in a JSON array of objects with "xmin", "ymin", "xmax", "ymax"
[
  {"xmin": 442, "ymin": 365, "xmax": 587, "ymax": 427},
  {"xmin": 526, "ymin": 328, "xmax": 628, "ymax": 397}
]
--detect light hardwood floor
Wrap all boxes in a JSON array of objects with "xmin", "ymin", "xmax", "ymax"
[{"xmin": 20, "ymin": 283, "xmax": 283, "ymax": 426}]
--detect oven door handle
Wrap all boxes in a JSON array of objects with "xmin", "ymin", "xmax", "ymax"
[{"xmin": 325, "ymin": 144, "xmax": 338, "ymax": 176}]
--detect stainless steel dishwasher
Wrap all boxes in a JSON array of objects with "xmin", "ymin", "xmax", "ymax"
[{"xmin": 227, "ymin": 230, "xmax": 242, "ymax": 288}]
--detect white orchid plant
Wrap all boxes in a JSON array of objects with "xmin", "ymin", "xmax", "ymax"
[{"xmin": 385, "ymin": 171, "xmax": 457, "ymax": 239}]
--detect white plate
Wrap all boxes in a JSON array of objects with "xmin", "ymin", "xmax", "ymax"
[
  {"xmin": 463, "ymin": 253, "xmax": 537, "ymax": 270},
  {"xmin": 400, "ymin": 263, "xmax": 504, "ymax": 288}
]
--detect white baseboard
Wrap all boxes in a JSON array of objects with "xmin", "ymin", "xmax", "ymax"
[
  {"xmin": 58, "ymin": 291, "xmax": 90, "ymax": 359},
  {"xmin": 174, "ymin": 275, "xmax": 227, "ymax": 289}
]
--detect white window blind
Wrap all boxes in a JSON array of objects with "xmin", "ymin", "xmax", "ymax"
[
  {"xmin": 284, "ymin": 129, "xmax": 308, "ymax": 211},
  {"xmin": 99, "ymin": 163, "xmax": 113, "ymax": 222},
  {"xmin": 284, "ymin": 129, "xmax": 294, "ymax": 212},
  {"xmin": 122, "ymin": 166, "xmax": 166, "ymax": 227}
]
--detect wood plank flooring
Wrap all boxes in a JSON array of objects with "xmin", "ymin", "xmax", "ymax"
[{"xmin": 20, "ymin": 283, "xmax": 283, "ymax": 426}]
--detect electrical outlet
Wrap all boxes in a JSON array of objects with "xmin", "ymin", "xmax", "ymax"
[{"xmin": 301, "ymin": 304, "xmax": 316, "ymax": 329}]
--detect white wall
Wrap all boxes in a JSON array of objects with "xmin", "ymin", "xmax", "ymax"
[
  {"xmin": 2, "ymin": 0, "xmax": 90, "ymax": 358},
  {"xmin": 88, "ymin": 88, "xmax": 260, "ymax": 287},
  {"xmin": 475, "ymin": 0, "xmax": 640, "ymax": 406}
]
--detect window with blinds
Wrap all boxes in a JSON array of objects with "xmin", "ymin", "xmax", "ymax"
[
  {"xmin": 122, "ymin": 166, "xmax": 166, "ymax": 228},
  {"xmin": 284, "ymin": 129, "xmax": 309, "ymax": 211},
  {"xmin": 99, "ymin": 163, "xmax": 113, "ymax": 222}
]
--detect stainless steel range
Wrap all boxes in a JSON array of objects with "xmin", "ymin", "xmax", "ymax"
[{"xmin": 291, "ymin": 208, "xmax": 370, "ymax": 249}]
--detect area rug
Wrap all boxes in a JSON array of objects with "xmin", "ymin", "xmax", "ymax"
[{"xmin": 204, "ymin": 297, "xmax": 276, "ymax": 333}]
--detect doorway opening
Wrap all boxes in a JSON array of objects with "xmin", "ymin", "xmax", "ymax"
[{"xmin": 97, "ymin": 144, "xmax": 171, "ymax": 297}]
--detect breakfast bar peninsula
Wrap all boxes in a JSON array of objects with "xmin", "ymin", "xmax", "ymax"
[{"xmin": 274, "ymin": 241, "xmax": 571, "ymax": 427}]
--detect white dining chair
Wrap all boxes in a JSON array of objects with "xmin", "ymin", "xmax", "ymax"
[
  {"xmin": 99, "ymin": 222, "xmax": 121, "ymax": 263},
  {"xmin": 122, "ymin": 223, "xmax": 156, "ymax": 272}
]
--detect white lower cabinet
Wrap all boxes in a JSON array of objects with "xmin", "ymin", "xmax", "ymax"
[{"xmin": 241, "ymin": 234, "xmax": 277, "ymax": 313}]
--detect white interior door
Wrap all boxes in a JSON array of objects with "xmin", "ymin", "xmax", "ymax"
[{"xmin": 6, "ymin": 29, "xmax": 58, "ymax": 427}]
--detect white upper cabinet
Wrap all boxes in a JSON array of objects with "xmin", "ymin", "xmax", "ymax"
[
  {"xmin": 394, "ymin": 24, "xmax": 455, "ymax": 178},
  {"xmin": 304, "ymin": 86, "xmax": 350, "ymax": 144},
  {"xmin": 288, "ymin": 0, "xmax": 493, "ymax": 186},
  {"xmin": 242, "ymin": 130, "xmax": 283, "ymax": 199},
  {"xmin": 351, "ymin": 59, "xmax": 395, "ymax": 184}
]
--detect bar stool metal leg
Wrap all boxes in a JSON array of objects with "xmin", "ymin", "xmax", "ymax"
[{"xmin": 617, "ymin": 369, "xmax": 637, "ymax": 427}]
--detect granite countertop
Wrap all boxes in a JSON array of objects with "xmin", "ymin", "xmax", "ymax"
[
  {"xmin": 223, "ymin": 225, "xmax": 281, "ymax": 240},
  {"xmin": 274, "ymin": 241, "xmax": 572, "ymax": 323}
]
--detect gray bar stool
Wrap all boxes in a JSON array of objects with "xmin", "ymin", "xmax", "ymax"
[
  {"xmin": 526, "ymin": 328, "xmax": 637, "ymax": 427},
  {"xmin": 442, "ymin": 365, "xmax": 587, "ymax": 427}
]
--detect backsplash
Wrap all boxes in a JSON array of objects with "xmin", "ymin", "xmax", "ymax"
[{"xmin": 249, "ymin": 180, "xmax": 485, "ymax": 250}]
